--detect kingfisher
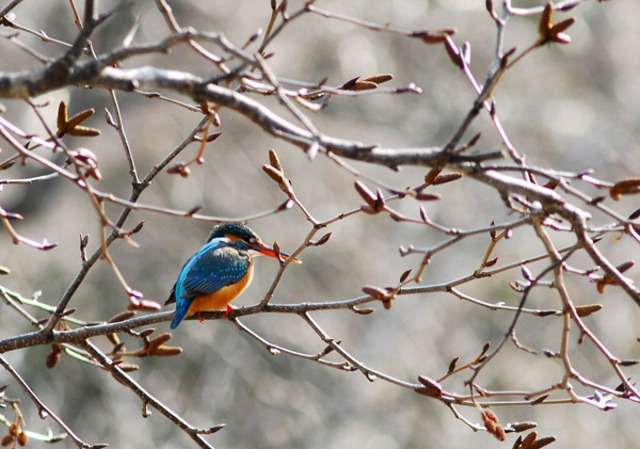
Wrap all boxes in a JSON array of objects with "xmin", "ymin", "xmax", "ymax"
[{"xmin": 166, "ymin": 223, "xmax": 299, "ymax": 329}]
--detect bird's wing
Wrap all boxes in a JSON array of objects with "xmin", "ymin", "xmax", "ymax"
[
  {"xmin": 165, "ymin": 251, "xmax": 199, "ymax": 305},
  {"xmin": 180, "ymin": 245, "xmax": 250, "ymax": 299}
]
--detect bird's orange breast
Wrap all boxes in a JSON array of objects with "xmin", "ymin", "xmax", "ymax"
[{"xmin": 185, "ymin": 263, "xmax": 254, "ymax": 317}]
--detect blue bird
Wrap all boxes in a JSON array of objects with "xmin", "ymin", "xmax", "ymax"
[{"xmin": 166, "ymin": 223, "xmax": 298, "ymax": 329}]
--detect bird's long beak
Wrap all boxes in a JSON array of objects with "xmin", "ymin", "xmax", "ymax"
[{"xmin": 251, "ymin": 242, "xmax": 301, "ymax": 264}]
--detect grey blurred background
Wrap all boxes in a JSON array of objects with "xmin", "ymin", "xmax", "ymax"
[{"xmin": 1, "ymin": 0, "xmax": 639, "ymax": 448}]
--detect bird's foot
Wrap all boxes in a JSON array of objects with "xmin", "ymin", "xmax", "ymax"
[
  {"xmin": 225, "ymin": 304, "xmax": 237, "ymax": 318},
  {"xmin": 198, "ymin": 311, "xmax": 205, "ymax": 323}
]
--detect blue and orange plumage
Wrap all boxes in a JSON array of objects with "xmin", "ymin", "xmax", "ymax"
[{"xmin": 166, "ymin": 223, "xmax": 298, "ymax": 329}]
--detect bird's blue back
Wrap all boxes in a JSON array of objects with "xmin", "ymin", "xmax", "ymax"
[{"xmin": 169, "ymin": 238, "xmax": 251, "ymax": 328}]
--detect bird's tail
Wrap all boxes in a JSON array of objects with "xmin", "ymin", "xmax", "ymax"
[
  {"xmin": 170, "ymin": 299, "xmax": 192, "ymax": 329},
  {"xmin": 165, "ymin": 284, "xmax": 177, "ymax": 305}
]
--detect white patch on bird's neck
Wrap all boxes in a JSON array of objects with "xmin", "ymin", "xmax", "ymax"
[{"xmin": 208, "ymin": 237, "xmax": 229, "ymax": 245}]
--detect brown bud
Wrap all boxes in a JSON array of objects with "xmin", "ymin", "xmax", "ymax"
[
  {"xmin": 530, "ymin": 394, "xmax": 548, "ymax": 405},
  {"xmin": 179, "ymin": 166, "xmax": 191, "ymax": 178},
  {"xmin": 186, "ymin": 205, "xmax": 203, "ymax": 216},
  {"xmin": 338, "ymin": 76, "xmax": 360, "ymax": 90},
  {"xmin": 66, "ymin": 108, "xmax": 95, "ymax": 129},
  {"xmin": 510, "ymin": 421, "xmax": 537, "ymax": 433},
  {"xmin": 106, "ymin": 333, "xmax": 121, "ymax": 345},
  {"xmin": 108, "ymin": 311, "xmax": 136, "ymax": 323},
  {"xmin": 16, "ymin": 432, "xmax": 27, "ymax": 447},
  {"xmin": 521, "ymin": 264, "xmax": 534, "ymax": 281},
  {"xmin": 448, "ymin": 357, "xmax": 459, "ymax": 373},
  {"xmin": 412, "ymin": 28, "xmax": 456, "ymax": 44},
  {"xmin": 532, "ymin": 436, "xmax": 557, "ymax": 448},
  {"xmin": 415, "ymin": 375, "xmax": 443, "ymax": 397},
  {"xmin": 45, "ymin": 350, "xmax": 61, "ymax": 368},
  {"xmin": 432, "ymin": 173, "xmax": 463, "ymax": 185},
  {"xmin": 130, "ymin": 299, "xmax": 162, "ymax": 312},
  {"xmin": 543, "ymin": 349, "xmax": 556, "ymax": 358},
  {"xmin": 361, "ymin": 74, "xmax": 394, "ymax": 85},
  {"xmin": 351, "ymin": 80, "xmax": 378, "ymax": 91},
  {"xmin": 424, "ymin": 167, "xmax": 443, "ymax": 186},
  {"xmin": 268, "ymin": 149, "xmax": 284, "ymax": 173},
  {"xmin": 119, "ymin": 363, "xmax": 140, "ymax": 372},
  {"xmin": 69, "ymin": 125, "xmax": 101, "ymax": 137},
  {"xmin": 501, "ymin": 47, "xmax": 518, "ymax": 68},
  {"xmin": 489, "ymin": 222, "xmax": 498, "ymax": 240},
  {"xmin": 145, "ymin": 333, "xmax": 172, "ymax": 355},
  {"xmin": 620, "ymin": 359, "xmax": 639, "ymax": 367},
  {"xmin": 207, "ymin": 110, "xmax": 221, "ymax": 126},
  {"xmin": 57, "ymin": 101, "xmax": 67, "ymax": 131},
  {"xmin": 112, "ymin": 342, "xmax": 126, "ymax": 354},
  {"xmin": 167, "ymin": 163, "xmax": 191, "ymax": 177},
  {"xmin": 629, "ymin": 207, "xmax": 640, "ymax": 220},
  {"xmin": 419, "ymin": 206, "xmax": 428, "ymax": 223},
  {"xmin": 373, "ymin": 189, "xmax": 385, "ymax": 212},
  {"xmin": 262, "ymin": 165, "xmax": 294, "ymax": 197},
  {"xmin": 415, "ymin": 192, "xmax": 441, "ymax": 201},
  {"xmin": 207, "ymin": 424, "xmax": 226, "ymax": 434},
  {"xmin": 482, "ymin": 409, "xmax": 505, "ymax": 441},
  {"xmin": 484, "ymin": 257, "xmax": 498, "ymax": 267},
  {"xmin": 138, "ymin": 328, "xmax": 156, "ymax": 338},
  {"xmin": 362, "ymin": 286, "xmax": 388, "ymax": 300},
  {"xmin": 131, "ymin": 221, "xmax": 145, "ymax": 234},
  {"xmin": 318, "ymin": 341, "xmax": 340, "ymax": 358},
  {"xmin": 61, "ymin": 308, "xmax": 77, "ymax": 318},
  {"xmin": 467, "ymin": 131, "xmax": 482, "ymax": 148},
  {"xmin": 0, "ymin": 158, "xmax": 16, "ymax": 170},
  {"xmin": 71, "ymin": 148, "xmax": 102, "ymax": 180},
  {"xmin": 522, "ymin": 431, "xmax": 538, "ymax": 447},
  {"xmin": 352, "ymin": 306, "xmax": 375, "ymax": 315},
  {"xmin": 444, "ymin": 36, "xmax": 464, "ymax": 69},
  {"xmin": 310, "ymin": 232, "xmax": 332, "ymax": 247},
  {"xmin": 574, "ymin": 304, "xmax": 602, "ymax": 318},
  {"xmin": 597, "ymin": 261, "xmax": 634, "ymax": 293},
  {"xmin": 539, "ymin": 2, "xmax": 553, "ymax": 34},
  {"xmin": 152, "ymin": 346, "xmax": 184, "ymax": 357},
  {"xmin": 206, "ymin": 131, "xmax": 222, "ymax": 143},
  {"xmin": 80, "ymin": 234, "xmax": 89, "ymax": 249},
  {"xmin": 551, "ymin": 17, "xmax": 576, "ymax": 35},
  {"xmin": 537, "ymin": 1, "xmax": 576, "ymax": 46},
  {"xmin": 354, "ymin": 181, "xmax": 378, "ymax": 208},
  {"xmin": 610, "ymin": 178, "xmax": 640, "ymax": 200},
  {"xmin": 399, "ymin": 269, "xmax": 412, "ymax": 283},
  {"xmin": 46, "ymin": 343, "xmax": 63, "ymax": 368}
]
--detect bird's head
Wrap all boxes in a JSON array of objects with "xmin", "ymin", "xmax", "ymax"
[{"xmin": 207, "ymin": 223, "xmax": 300, "ymax": 263}]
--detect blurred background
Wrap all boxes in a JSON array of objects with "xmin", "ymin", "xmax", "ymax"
[{"xmin": 1, "ymin": 0, "xmax": 639, "ymax": 447}]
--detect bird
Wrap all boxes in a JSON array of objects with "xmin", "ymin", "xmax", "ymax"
[{"xmin": 166, "ymin": 223, "xmax": 298, "ymax": 329}]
